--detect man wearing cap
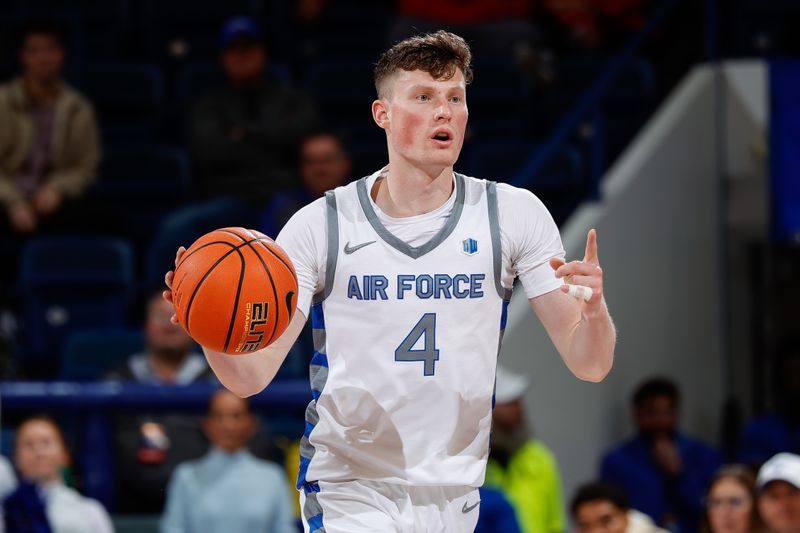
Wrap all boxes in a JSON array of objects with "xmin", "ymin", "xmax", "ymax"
[
  {"xmin": 757, "ymin": 453, "xmax": 800, "ymax": 533},
  {"xmin": 189, "ymin": 16, "xmax": 319, "ymax": 204},
  {"xmin": 483, "ymin": 366, "xmax": 566, "ymax": 533}
]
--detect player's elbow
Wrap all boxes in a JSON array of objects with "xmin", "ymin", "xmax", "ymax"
[
  {"xmin": 224, "ymin": 377, "xmax": 270, "ymax": 398},
  {"xmin": 572, "ymin": 356, "xmax": 613, "ymax": 383}
]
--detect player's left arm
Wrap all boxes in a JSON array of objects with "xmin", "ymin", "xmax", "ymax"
[{"xmin": 529, "ymin": 229, "xmax": 616, "ymax": 382}]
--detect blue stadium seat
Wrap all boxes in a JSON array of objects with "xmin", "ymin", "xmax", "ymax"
[
  {"xmin": 20, "ymin": 237, "xmax": 134, "ymax": 373},
  {"xmin": 61, "ymin": 328, "xmax": 143, "ymax": 380},
  {"xmin": 80, "ymin": 63, "xmax": 164, "ymax": 141},
  {"xmin": 305, "ymin": 58, "xmax": 382, "ymax": 140},
  {"xmin": 97, "ymin": 145, "xmax": 190, "ymax": 200}
]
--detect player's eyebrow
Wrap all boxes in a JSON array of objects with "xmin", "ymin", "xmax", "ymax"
[{"xmin": 406, "ymin": 83, "xmax": 465, "ymax": 94}]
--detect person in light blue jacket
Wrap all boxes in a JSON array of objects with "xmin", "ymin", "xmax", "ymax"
[{"xmin": 161, "ymin": 389, "xmax": 295, "ymax": 533}]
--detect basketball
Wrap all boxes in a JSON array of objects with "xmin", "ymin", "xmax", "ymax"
[{"xmin": 171, "ymin": 227, "xmax": 298, "ymax": 355}]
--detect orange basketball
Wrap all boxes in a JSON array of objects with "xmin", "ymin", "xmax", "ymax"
[{"xmin": 171, "ymin": 227, "xmax": 298, "ymax": 355}]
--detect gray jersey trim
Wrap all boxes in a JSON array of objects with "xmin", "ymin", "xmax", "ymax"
[
  {"xmin": 356, "ymin": 173, "xmax": 466, "ymax": 260},
  {"xmin": 303, "ymin": 491, "xmax": 326, "ymax": 533},
  {"xmin": 486, "ymin": 181, "xmax": 512, "ymax": 300},
  {"xmin": 316, "ymin": 190, "xmax": 339, "ymax": 303}
]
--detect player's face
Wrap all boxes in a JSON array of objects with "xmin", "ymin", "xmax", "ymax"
[
  {"xmin": 758, "ymin": 481, "xmax": 800, "ymax": 533},
  {"xmin": 15, "ymin": 420, "xmax": 69, "ymax": 485},
  {"xmin": 204, "ymin": 391, "xmax": 256, "ymax": 453},
  {"xmin": 20, "ymin": 34, "xmax": 64, "ymax": 83},
  {"xmin": 376, "ymin": 69, "xmax": 467, "ymax": 173},
  {"xmin": 146, "ymin": 296, "xmax": 194, "ymax": 353},
  {"xmin": 707, "ymin": 477, "xmax": 754, "ymax": 533},
  {"xmin": 575, "ymin": 500, "xmax": 629, "ymax": 533}
]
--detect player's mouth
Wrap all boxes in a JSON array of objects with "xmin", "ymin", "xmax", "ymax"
[{"xmin": 430, "ymin": 129, "xmax": 454, "ymax": 147}]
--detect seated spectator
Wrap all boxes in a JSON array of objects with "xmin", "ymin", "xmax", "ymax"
[
  {"xmin": 149, "ymin": 16, "xmax": 320, "ymax": 285},
  {"xmin": 474, "ymin": 486, "xmax": 523, "ymax": 533},
  {"xmin": 756, "ymin": 453, "xmax": 800, "ymax": 533},
  {"xmin": 484, "ymin": 366, "xmax": 565, "ymax": 533},
  {"xmin": 601, "ymin": 377, "xmax": 721, "ymax": 533},
  {"xmin": 571, "ymin": 481, "xmax": 668, "ymax": 533},
  {"xmin": 107, "ymin": 290, "xmax": 215, "ymax": 513},
  {"xmin": 739, "ymin": 342, "xmax": 800, "ymax": 466},
  {"xmin": 703, "ymin": 465, "xmax": 764, "ymax": 533},
  {"xmin": 161, "ymin": 389, "xmax": 295, "ymax": 533},
  {"xmin": 259, "ymin": 130, "xmax": 351, "ymax": 238},
  {"xmin": 3, "ymin": 415, "xmax": 113, "ymax": 533},
  {"xmin": 190, "ymin": 16, "xmax": 319, "ymax": 204},
  {"xmin": 0, "ymin": 20, "xmax": 100, "ymax": 235}
]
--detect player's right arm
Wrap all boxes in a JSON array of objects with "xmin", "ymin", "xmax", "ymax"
[{"xmin": 163, "ymin": 197, "xmax": 326, "ymax": 397}]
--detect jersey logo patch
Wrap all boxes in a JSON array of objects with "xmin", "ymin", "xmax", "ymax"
[
  {"xmin": 461, "ymin": 238, "xmax": 478, "ymax": 256},
  {"xmin": 344, "ymin": 240, "xmax": 376, "ymax": 255}
]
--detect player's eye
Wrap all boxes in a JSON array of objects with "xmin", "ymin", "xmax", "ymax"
[
  {"xmin": 416, "ymin": 94, "xmax": 430, "ymax": 102},
  {"xmin": 449, "ymin": 96, "xmax": 462, "ymax": 103}
]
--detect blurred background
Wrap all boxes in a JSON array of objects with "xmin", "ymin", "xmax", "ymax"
[{"xmin": 0, "ymin": 0, "xmax": 798, "ymax": 532}]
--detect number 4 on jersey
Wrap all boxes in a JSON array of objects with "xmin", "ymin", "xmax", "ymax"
[{"xmin": 395, "ymin": 313, "xmax": 439, "ymax": 376}]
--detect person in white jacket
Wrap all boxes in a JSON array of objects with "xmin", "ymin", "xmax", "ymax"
[{"xmin": 5, "ymin": 416, "xmax": 113, "ymax": 533}]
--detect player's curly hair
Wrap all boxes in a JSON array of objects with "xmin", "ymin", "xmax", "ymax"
[{"xmin": 374, "ymin": 30, "xmax": 473, "ymax": 98}]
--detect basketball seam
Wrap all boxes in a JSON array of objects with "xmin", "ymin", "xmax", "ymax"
[
  {"xmin": 241, "ymin": 240, "xmax": 282, "ymax": 347},
  {"xmin": 183, "ymin": 242, "xmax": 240, "ymax": 334},
  {"xmin": 218, "ymin": 229, "xmax": 282, "ymax": 348},
  {"xmin": 222, "ymin": 246, "xmax": 247, "ymax": 353}
]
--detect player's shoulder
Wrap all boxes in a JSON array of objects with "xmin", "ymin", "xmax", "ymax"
[{"xmin": 457, "ymin": 172, "xmax": 546, "ymax": 210}]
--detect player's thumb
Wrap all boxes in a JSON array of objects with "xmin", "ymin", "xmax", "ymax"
[{"xmin": 549, "ymin": 257, "xmax": 565, "ymax": 271}]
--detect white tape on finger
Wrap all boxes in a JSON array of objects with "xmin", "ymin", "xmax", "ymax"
[{"xmin": 567, "ymin": 284, "xmax": 593, "ymax": 302}]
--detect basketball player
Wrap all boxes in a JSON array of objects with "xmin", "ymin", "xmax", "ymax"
[{"xmin": 165, "ymin": 31, "xmax": 615, "ymax": 533}]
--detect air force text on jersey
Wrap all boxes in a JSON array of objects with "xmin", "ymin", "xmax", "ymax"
[{"xmin": 347, "ymin": 273, "xmax": 486, "ymax": 300}]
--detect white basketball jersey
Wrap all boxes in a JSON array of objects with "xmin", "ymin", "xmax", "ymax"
[{"xmin": 298, "ymin": 172, "xmax": 511, "ymax": 489}]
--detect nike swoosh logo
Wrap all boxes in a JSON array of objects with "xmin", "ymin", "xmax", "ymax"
[
  {"xmin": 462, "ymin": 500, "xmax": 480, "ymax": 513},
  {"xmin": 344, "ymin": 240, "xmax": 376, "ymax": 254}
]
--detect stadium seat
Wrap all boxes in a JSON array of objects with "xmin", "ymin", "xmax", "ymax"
[
  {"xmin": 80, "ymin": 63, "xmax": 164, "ymax": 141},
  {"xmin": 305, "ymin": 58, "xmax": 382, "ymax": 140},
  {"xmin": 97, "ymin": 145, "xmax": 190, "ymax": 200},
  {"xmin": 61, "ymin": 328, "xmax": 144, "ymax": 380},
  {"xmin": 20, "ymin": 237, "xmax": 134, "ymax": 375}
]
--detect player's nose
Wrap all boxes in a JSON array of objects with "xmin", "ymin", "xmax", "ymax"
[{"xmin": 434, "ymin": 99, "xmax": 452, "ymax": 121}]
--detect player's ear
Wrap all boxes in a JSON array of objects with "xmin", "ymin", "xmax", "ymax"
[{"xmin": 372, "ymin": 99, "xmax": 389, "ymax": 130}]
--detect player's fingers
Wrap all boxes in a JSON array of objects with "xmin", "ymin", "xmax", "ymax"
[
  {"xmin": 170, "ymin": 314, "xmax": 179, "ymax": 325},
  {"xmin": 549, "ymin": 256, "xmax": 565, "ymax": 272},
  {"xmin": 563, "ymin": 274, "xmax": 601, "ymax": 289},
  {"xmin": 584, "ymin": 229, "xmax": 599, "ymax": 265},
  {"xmin": 555, "ymin": 260, "xmax": 600, "ymax": 278},
  {"xmin": 162, "ymin": 289, "xmax": 173, "ymax": 303},
  {"xmin": 174, "ymin": 246, "xmax": 186, "ymax": 267},
  {"xmin": 165, "ymin": 270, "xmax": 174, "ymax": 290},
  {"xmin": 562, "ymin": 284, "xmax": 594, "ymax": 302}
]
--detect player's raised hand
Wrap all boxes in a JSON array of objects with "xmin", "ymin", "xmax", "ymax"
[
  {"xmin": 549, "ymin": 229, "xmax": 604, "ymax": 311},
  {"xmin": 162, "ymin": 246, "xmax": 187, "ymax": 325}
]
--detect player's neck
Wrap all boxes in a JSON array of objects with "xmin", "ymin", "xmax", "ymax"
[{"xmin": 376, "ymin": 162, "xmax": 454, "ymax": 218}]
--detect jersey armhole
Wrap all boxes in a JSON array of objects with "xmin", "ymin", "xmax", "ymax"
[
  {"xmin": 486, "ymin": 181, "xmax": 513, "ymax": 301},
  {"xmin": 313, "ymin": 189, "xmax": 338, "ymax": 304}
]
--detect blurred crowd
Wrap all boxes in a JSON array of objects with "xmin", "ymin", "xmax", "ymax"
[{"xmin": 0, "ymin": 0, "xmax": 794, "ymax": 532}]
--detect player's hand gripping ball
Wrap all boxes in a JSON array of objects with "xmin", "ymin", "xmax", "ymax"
[{"xmin": 171, "ymin": 227, "xmax": 298, "ymax": 355}]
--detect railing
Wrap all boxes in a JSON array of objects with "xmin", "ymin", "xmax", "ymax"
[
  {"xmin": 0, "ymin": 380, "xmax": 310, "ymax": 510},
  {"xmin": 511, "ymin": 0, "xmax": 681, "ymax": 197}
]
